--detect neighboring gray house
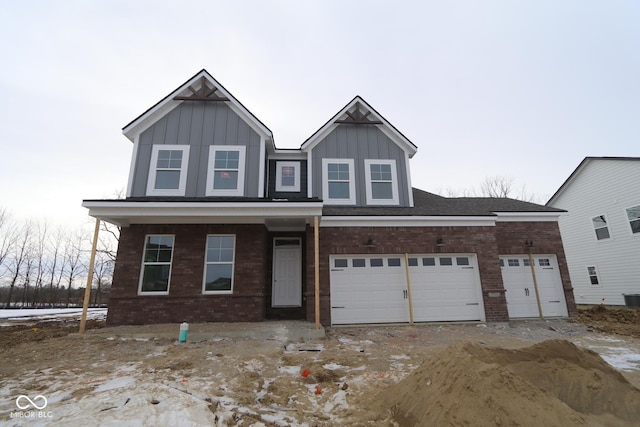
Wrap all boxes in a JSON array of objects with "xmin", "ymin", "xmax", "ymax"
[
  {"xmin": 547, "ymin": 157, "xmax": 640, "ymax": 306},
  {"xmin": 83, "ymin": 69, "xmax": 577, "ymax": 326}
]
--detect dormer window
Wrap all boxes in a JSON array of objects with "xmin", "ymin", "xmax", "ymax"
[
  {"xmin": 207, "ymin": 146, "xmax": 246, "ymax": 196},
  {"xmin": 364, "ymin": 159, "xmax": 399, "ymax": 205},
  {"xmin": 146, "ymin": 145, "xmax": 190, "ymax": 196},
  {"xmin": 322, "ymin": 158, "xmax": 356, "ymax": 205},
  {"xmin": 275, "ymin": 161, "xmax": 300, "ymax": 192}
]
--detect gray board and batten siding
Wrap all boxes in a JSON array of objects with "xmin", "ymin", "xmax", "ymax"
[
  {"xmin": 130, "ymin": 102, "xmax": 262, "ymax": 198},
  {"xmin": 310, "ymin": 124, "xmax": 410, "ymax": 206}
]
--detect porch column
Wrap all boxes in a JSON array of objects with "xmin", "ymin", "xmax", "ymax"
[{"xmin": 314, "ymin": 216, "xmax": 320, "ymax": 329}]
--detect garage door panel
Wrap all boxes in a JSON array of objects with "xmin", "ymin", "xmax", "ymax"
[
  {"xmin": 331, "ymin": 254, "xmax": 484, "ymax": 325},
  {"xmin": 501, "ymin": 255, "xmax": 568, "ymax": 318}
]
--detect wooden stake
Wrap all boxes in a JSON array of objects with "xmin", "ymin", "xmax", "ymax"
[
  {"xmin": 79, "ymin": 218, "xmax": 100, "ymax": 334},
  {"xmin": 404, "ymin": 253, "xmax": 414, "ymax": 325},
  {"xmin": 527, "ymin": 252, "xmax": 544, "ymax": 319},
  {"xmin": 314, "ymin": 216, "xmax": 320, "ymax": 329}
]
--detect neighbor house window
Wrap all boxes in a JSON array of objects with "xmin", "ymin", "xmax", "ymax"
[
  {"xmin": 364, "ymin": 159, "xmax": 399, "ymax": 205},
  {"xmin": 275, "ymin": 161, "xmax": 300, "ymax": 192},
  {"xmin": 592, "ymin": 215, "xmax": 610, "ymax": 240},
  {"xmin": 626, "ymin": 205, "xmax": 640, "ymax": 234},
  {"xmin": 322, "ymin": 158, "xmax": 356, "ymax": 204},
  {"xmin": 206, "ymin": 146, "xmax": 246, "ymax": 196},
  {"xmin": 139, "ymin": 235, "xmax": 174, "ymax": 294},
  {"xmin": 203, "ymin": 235, "xmax": 235, "ymax": 293},
  {"xmin": 587, "ymin": 266, "xmax": 600, "ymax": 286},
  {"xmin": 146, "ymin": 145, "xmax": 190, "ymax": 196}
]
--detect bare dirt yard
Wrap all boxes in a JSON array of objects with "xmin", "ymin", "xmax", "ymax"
[{"xmin": 1, "ymin": 306, "xmax": 640, "ymax": 426}]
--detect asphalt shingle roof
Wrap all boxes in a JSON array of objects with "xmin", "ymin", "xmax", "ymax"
[{"xmin": 323, "ymin": 188, "xmax": 565, "ymax": 217}]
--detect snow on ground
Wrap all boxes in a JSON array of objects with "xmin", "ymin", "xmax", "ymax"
[{"xmin": 0, "ymin": 308, "xmax": 107, "ymax": 323}]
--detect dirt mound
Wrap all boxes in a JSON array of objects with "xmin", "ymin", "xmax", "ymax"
[
  {"xmin": 573, "ymin": 306, "xmax": 640, "ymax": 338},
  {"xmin": 379, "ymin": 340, "xmax": 640, "ymax": 427}
]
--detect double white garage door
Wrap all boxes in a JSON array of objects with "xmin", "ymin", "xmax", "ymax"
[
  {"xmin": 330, "ymin": 254, "xmax": 484, "ymax": 325},
  {"xmin": 500, "ymin": 255, "xmax": 568, "ymax": 318}
]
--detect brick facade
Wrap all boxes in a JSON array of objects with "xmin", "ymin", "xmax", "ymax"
[{"xmin": 108, "ymin": 221, "xmax": 576, "ymax": 326}]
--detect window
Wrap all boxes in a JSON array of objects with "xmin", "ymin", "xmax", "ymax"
[
  {"xmin": 456, "ymin": 257, "xmax": 470, "ymax": 266},
  {"xmin": 370, "ymin": 258, "xmax": 384, "ymax": 267},
  {"xmin": 408, "ymin": 258, "xmax": 418, "ymax": 267},
  {"xmin": 592, "ymin": 215, "xmax": 611, "ymax": 240},
  {"xmin": 587, "ymin": 266, "xmax": 600, "ymax": 286},
  {"xmin": 275, "ymin": 161, "xmax": 300, "ymax": 192},
  {"xmin": 440, "ymin": 257, "xmax": 453, "ymax": 266},
  {"xmin": 388, "ymin": 258, "xmax": 401, "ymax": 267},
  {"xmin": 626, "ymin": 205, "xmax": 640, "ymax": 234},
  {"xmin": 353, "ymin": 259, "xmax": 366, "ymax": 267},
  {"xmin": 334, "ymin": 259, "xmax": 348, "ymax": 268},
  {"xmin": 206, "ymin": 146, "xmax": 246, "ymax": 196},
  {"xmin": 422, "ymin": 257, "xmax": 436, "ymax": 266},
  {"xmin": 538, "ymin": 258, "xmax": 551, "ymax": 267},
  {"xmin": 523, "ymin": 258, "xmax": 531, "ymax": 267},
  {"xmin": 364, "ymin": 160, "xmax": 399, "ymax": 205},
  {"xmin": 322, "ymin": 159, "xmax": 356, "ymax": 204},
  {"xmin": 508, "ymin": 259, "xmax": 520, "ymax": 267},
  {"xmin": 139, "ymin": 235, "xmax": 174, "ymax": 294},
  {"xmin": 499, "ymin": 259, "xmax": 504, "ymax": 267},
  {"xmin": 147, "ymin": 145, "xmax": 190, "ymax": 196},
  {"xmin": 203, "ymin": 235, "xmax": 235, "ymax": 293}
]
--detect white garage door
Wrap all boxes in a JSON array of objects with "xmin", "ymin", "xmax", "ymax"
[
  {"xmin": 500, "ymin": 255, "xmax": 568, "ymax": 318},
  {"xmin": 330, "ymin": 254, "xmax": 484, "ymax": 325}
]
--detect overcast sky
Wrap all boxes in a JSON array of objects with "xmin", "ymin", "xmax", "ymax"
[{"xmin": 1, "ymin": 1, "xmax": 638, "ymax": 229}]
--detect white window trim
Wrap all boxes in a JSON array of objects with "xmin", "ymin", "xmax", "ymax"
[
  {"xmin": 587, "ymin": 265, "xmax": 601, "ymax": 287},
  {"xmin": 206, "ymin": 146, "xmax": 246, "ymax": 196},
  {"xmin": 591, "ymin": 214, "xmax": 611, "ymax": 241},
  {"xmin": 275, "ymin": 161, "xmax": 300, "ymax": 192},
  {"xmin": 624, "ymin": 205, "xmax": 640, "ymax": 236},
  {"xmin": 364, "ymin": 159, "xmax": 399, "ymax": 205},
  {"xmin": 202, "ymin": 234, "xmax": 236, "ymax": 295},
  {"xmin": 146, "ymin": 145, "xmax": 190, "ymax": 196},
  {"xmin": 138, "ymin": 234, "xmax": 174, "ymax": 295},
  {"xmin": 322, "ymin": 158, "xmax": 356, "ymax": 205}
]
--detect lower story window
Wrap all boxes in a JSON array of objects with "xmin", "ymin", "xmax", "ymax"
[
  {"xmin": 588, "ymin": 266, "xmax": 600, "ymax": 286},
  {"xmin": 139, "ymin": 235, "xmax": 174, "ymax": 294},
  {"xmin": 204, "ymin": 235, "xmax": 236, "ymax": 293}
]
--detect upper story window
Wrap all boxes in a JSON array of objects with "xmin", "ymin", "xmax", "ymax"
[
  {"xmin": 275, "ymin": 161, "xmax": 300, "ymax": 192},
  {"xmin": 139, "ymin": 235, "xmax": 174, "ymax": 295},
  {"xmin": 626, "ymin": 205, "xmax": 640, "ymax": 234},
  {"xmin": 592, "ymin": 215, "xmax": 610, "ymax": 240},
  {"xmin": 147, "ymin": 145, "xmax": 190, "ymax": 196},
  {"xmin": 322, "ymin": 158, "xmax": 356, "ymax": 205},
  {"xmin": 587, "ymin": 266, "xmax": 600, "ymax": 286},
  {"xmin": 207, "ymin": 146, "xmax": 246, "ymax": 196},
  {"xmin": 364, "ymin": 159, "xmax": 399, "ymax": 205}
]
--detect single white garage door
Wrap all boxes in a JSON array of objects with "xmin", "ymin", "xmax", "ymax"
[
  {"xmin": 330, "ymin": 254, "xmax": 484, "ymax": 325},
  {"xmin": 500, "ymin": 255, "xmax": 568, "ymax": 318}
]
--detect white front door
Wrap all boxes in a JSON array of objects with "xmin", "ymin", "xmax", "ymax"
[{"xmin": 272, "ymin": 238, "xmax": 302, "ymax": 307}]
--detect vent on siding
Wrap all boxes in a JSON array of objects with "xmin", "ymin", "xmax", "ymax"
[{"xmin": 335, "ymin": 102, "xmax": 382, "ymax": 125}]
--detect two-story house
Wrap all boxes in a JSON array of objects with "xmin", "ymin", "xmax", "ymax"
[
  {"xmin": 83, "ymin": 69, "xmax": 577, "ymax": 326},
  {"xmin": 547, "ymin": 157, "xmax": 640, "ymax": 306}
]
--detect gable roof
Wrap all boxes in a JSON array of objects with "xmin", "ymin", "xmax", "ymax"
[
  {"xmin": 546, "ymin": 157, "xmax": 640, "ymax": 206},
  {"xmin": 300, "ymin": 96, "xmax": 418, "ymax": 157},
  {"xmin": 122, "ymin": 69, "xmax": 273, "ymax": 145},
  {"xmin": 324, "ymin": 188, "xmax": 564, "ymax": 216}
]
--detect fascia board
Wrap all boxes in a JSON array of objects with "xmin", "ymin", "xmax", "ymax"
[{"xmin": 320, "ymin": 216, "xmax": 497, "ymax": 227}]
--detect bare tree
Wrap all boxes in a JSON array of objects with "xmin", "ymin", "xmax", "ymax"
[
  {"xmin": 30, "ymin": 221, "xmax": 49, "ymax": 307},
  {"xmin": 46, "ymin": 227, "xmax": 66, "ymax": 306},
  {"xmin": 4, "ymin": 221, "xmax": 33, "ymax": 308},
  {"xmin": 92, "ymin": 251, "xmax": 113, "ymax": 306},
  {"xmin": 62, "ymin": 232, "xmax": 86, "ymax": 307},
  {"xmin": 0, "ymin": 208, "xmax": 16, "ymax": 284}
]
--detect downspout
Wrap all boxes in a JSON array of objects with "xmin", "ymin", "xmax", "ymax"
[{"xmin": 314, "ymin": 216, "xmax": 320, "ymax": 329}]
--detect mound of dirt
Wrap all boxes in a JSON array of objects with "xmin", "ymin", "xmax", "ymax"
[
  {"xmin": 573, "ymin": 305, "xmax": 640, "ymax": 338},
  {"xmin": 379, "ymin": 340, "xmax": 640, "ymax": 427}
]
